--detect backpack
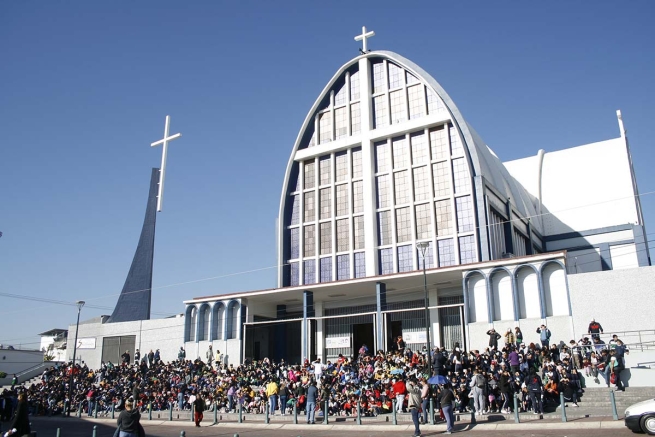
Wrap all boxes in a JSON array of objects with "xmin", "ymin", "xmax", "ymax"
[
  {"xmin": 476, "ymin": 375, "xmax": 485, "ymax": 388},
  {"xmin": 528, "ymin": 376, "xmax": 541, "ymax": 392}
]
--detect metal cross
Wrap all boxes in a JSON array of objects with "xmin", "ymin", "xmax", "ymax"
[
  {"xmin": 151, "ymin": 115, "xmax": 182, "ymax": 212},
  {"xmin": 354, "ymin": 26, "xmax": 375, "ymax": 52}
]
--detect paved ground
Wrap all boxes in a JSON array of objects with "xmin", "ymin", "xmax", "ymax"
[{"xmin": 24, "ymin": 416, "xmax": 636, "ymax": 437}]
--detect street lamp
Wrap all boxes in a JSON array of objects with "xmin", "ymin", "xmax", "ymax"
[
  {"xmin": 66, "ymin": 300, "xmax": 85, "ymax": 417},
  {"xmin": 416, "ymin": 242, "xmax": 432, "ymax": 378}
]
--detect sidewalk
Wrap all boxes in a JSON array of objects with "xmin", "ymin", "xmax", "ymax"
[{"xmin": 79, "ymin": 415, "xmax": 626, "ymax": 432}]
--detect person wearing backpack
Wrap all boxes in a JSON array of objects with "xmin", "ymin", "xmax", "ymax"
[
  {"xmin": 536, "ymin": 325, "xmax": 551, "ymax": 348},
  {"xmin": 524, "ymin": 369, "xmax": 543, "ymax": 415},
  {"xmin": 468, "ymin": 369, "xmax": 486, "ymax": 416}
]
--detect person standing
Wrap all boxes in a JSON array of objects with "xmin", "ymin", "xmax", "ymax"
[
  {"xmin": 133, "ymin": 349, "xmax": 141, "ymax": 366},
  {"xmin": 306, "ymin": 381, "xmax": 318, "ymax": 424},
  {"xmin": 514, "ymin": 327, "xmax": 524, "ymax": 347},
  {"xmin": 5, "ymin": 392, "xmax": 30, "ymax": 437},
  {"xmin": 392, "ymin": 377, "xmax": 407, "ymax": 412},
  {"xmin": 206, "ymin": 345, "xmax": 214, "ymax": 368},
  {"xmin": 279, "ymin": 382, "xmax": 289, "ymax": 415},
  {"xmin": 439, "ymin": 382, "xmax": 456, "ymax": 434},
  {"xmin": 487, "ymin": 328, "xmax": 501, "ymax": 350},
  {"xmin": 536, "ymin": 324, "xmax": 551, "ymax": 349},
  {"xmin": 177, "ymin": 347, "xmax": 186, "ymax": 362},
  {"xmin": 117, "ymin": 400, "xmax": 143, "ymax": 437},
  {"xmin": 469, "ymin": 369, "xmax": 486, "ymax": 416},
  {"xmin": 525, "ymin": 369, "xmax": 543, "ymax": 415},
  {"xmin": 121, "ymin": 350, "xmax": 131, "ymax": 366},
  {"xmin": 193, "ymin": 393, "xmax": 205, "ymax": 427},
  {"xmin": 419, "ymin": 377, "xmax": 430, "ymax": 424},
  {"xmin": 406, "ymin": 377, "xmax": 422, "ymax": 437},
  {"xmin": 265, "ymin": 378, "xmax": 279, "ymax": 415},
  {"xmin": 588, "ymin": 319, "xmax": 604, "ymax": 340}
]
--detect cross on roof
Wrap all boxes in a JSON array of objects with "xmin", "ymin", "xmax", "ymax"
[
  {"xmin": 354, "ymin": 26, "xmax": 375, "ymax": 53},
  {"xmin": 151, "ymin": 115, "xmax": 182, "ymax": 212}
]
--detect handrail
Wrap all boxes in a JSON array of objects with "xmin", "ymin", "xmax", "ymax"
[
  {"xmin": 16, "ymin": 361, "xmax": 63, "ymax": 379},
  {"xmin": 635, "ymin": 361, "xmax": 655, "ymax": 368}
]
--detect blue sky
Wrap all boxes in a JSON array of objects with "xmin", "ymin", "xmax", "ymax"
[{"xmin": 1, "ymin": 1, "xmax": 654, "ymax": 349}]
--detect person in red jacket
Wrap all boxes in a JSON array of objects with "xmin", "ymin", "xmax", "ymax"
[{"xmin": 392, "ymin": 378, "xmax": 407, "ymax": 412}]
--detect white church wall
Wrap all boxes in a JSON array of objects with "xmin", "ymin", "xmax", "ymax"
[
  {"xmin": 467, "ymin": 274, "xmax": 487, "ymax": 323},
  {"xmin": 504, "ymin": 138, "xmax": 639, "ymax": 236},
  {"xmin": 224, "ymin": 339, "xmax": 241, "ymax": 366},
  {"xmin": 516, "ymin": 267, "xmax": 540, "ymax": 319},
  {"xmin": 610, "ymin": 244, "xmax": 640, "ymax": 270},
  {"xmin": 544, "ymin": 316, "xmax": 574, "ymax": 344},
  {"xmin": 542, "ymin": 263, "xmax": 569, "ymax": 317},
  {"xmin": 467, "ymin": 322, "xmax": 491, "ymax": 352},
  {"xmin": 490, "ymin": 270, "xmax": 514, "ymax": 321},
  {"xmin": 568, "ymin": 266, "xmax": 655, "ymax": 341}
]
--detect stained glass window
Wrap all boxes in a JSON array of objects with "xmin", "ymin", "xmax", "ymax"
[
  {"xmin": 304, "ymin": 191, "xmax": 315, "ymax": 222},
  {"xmin": 416, "ymin": 241, "xmax": 434, "ymax": 269},
  {"xmin": 352, "ymin": 147, "xmax": 363, "ymax": 179},
  {"xmin": 433, "ymin": 161, "xmax": 451, "ymax": 198},
  {"xmin": 337, "ymin": 219, "xmax": 349, "ymax": 252},
  {"xmin": 415, "ymin": 203, "xmax": 432, "ymax": 240},
  {"xmin": 290, "ymin": 262, "xmax": 299, "ymax": 286},
  {"xmin": 437, "ymin": 239, "xmax": 455, "ymax": 267},
  {"xmin": 376, "ymin": 175, "xmax": 391, "ymax": 208},
  {"xmin": 450, "ymin": 126, "xmax": 463, "ymax": 156},
  {"xmin": 319, "ymin": 188, "xmax": 331, "ymax": 220},
  {"xmin": 373, "ymin": 62, "xmax": 385, "ymax": 94},
  {"xmin": 373, "ymin": 95, "xmax": 387, "ymax": 128},
  {"xmin": 304, "ymin": 161, "xmax": 315, "ymax": 189},
  {"xmin": 319, "ymin": 112, "xmax": 332, "ymax": 144},
  {"xmin": 455, "ymin": 196, "xmax": 475, "ymax": 233},
  {"xmin": 336, "ymin": 151, "xmax": 348, "ymax": 182},
  {"xmin": 392, "ymin": 136, "xmax": 409, "ymax": 169},
  {"xmin": 395, "ymin": 207, "xmax": 412, "ymax": 243},
  {"xmin": 335, "ymin": 107, "xmax": 348, "ymax": 139},
  {"xmin": 320, "ymin": 257, "xmax": 332, "ymax": 283},
  {"xmin": 290, "ymin": 194, "xmax": 299, "ymax": 225},
  {"xmin": 351, "ymin": 102, "xmax": 361, "ymax": 135},
  {"xmin": 452, "ymin": 157, "xmax": 471, "ymax": 194},
  {"xmin": 290, "ymin": 227, "xmax": 299, "ymax": 259},
  {"xmin": 408, "ymin": 85, "xmax": 424, "ymax": 120},
  {"xmin": 397, "ymin": 245, "xmax": 413, "ymax": 272},
  {"xmin": 379, "ymin": 248, "xmax": 394, "ymax": 275},
  {"xmin": 394, "ymin": 170, "xmax": 410, "ymax": 205},
  {"xmin": 304, "ymin": 259, "xmax": 316, "ymax": 285},
  {"xmin": 319, "ymin": 156, "xmax": 331, "ymax": 186},
  {"xmin": 427, "ymin": 88, "xmax": 446, "ymax": 115},
  {"xmin": 459, "ymin": 235, "xmax": 476, "ymax": 264},
  {"xmin": 354, "ymin": 252, "xmax": 366, "ymax": 278},
  {"xmin": 350, "ymin": 71, "xmax": 360, "ymax": 101},
  {"xmin": 334, "ymin": 83, "xmax": 347, "ymax": 107},
  {"xmin": 390, "ymin": 90, "xmax": 405, "ymax": 124},
  {"xmin": 413, "ymin": 166, "xmax": 430, "ymax": 202},
  {"xmin": 320, "ymin": 222, "xmax": 332, "ymax": 255},
  {"xmin": 388, "ymin": 62, "xmax": 403, "ymax": 89},
  {"xmin": 377, "ymin": 211, "xmax": 392, "ymax": 245},
  {"xmin": 336, "ymin": 184, "xmax": 349, "ymax": 216},
  {"xmin": 337, "ymin": 254, "xmax": 350, "ymax": 280},
  {"xmin": 435, "ymin": 200, "xmax": 453, "ymax": 236},
  {"xmin": 354, "ymin": 215, "xmax": 365, "ymax": 250},
  {"xmin": 375, "ymin": 141, "xmax": 390, "ymax": 173},
  {"xmin": 304, "ymin": 224, "xmax": 315, "ymax": 257},
  {"xmin": 411, "ymin": 131, "xmax": 428, "ymax": 165},
  {"xmin": 353, "ymin": 180, "xmax": 364, "ymax": 213},
  {"xmin": 430, "ymin": 126, "xmax": 448, "ymax": 161}
]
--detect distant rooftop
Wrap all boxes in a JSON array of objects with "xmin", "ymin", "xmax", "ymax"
[{"xmin": 38, "ymin": 328, "xmax": 68, "ymax": 337}]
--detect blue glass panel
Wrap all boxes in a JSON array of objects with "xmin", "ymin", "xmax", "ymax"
[
  {"xmin": 455, "ymin": 196, "xmax": 475, "ymax": 233},
  {"xmin": 397, "ymin": 245, "xmax": 413, "ymax": 273},
  {"xmin": 459, "ymin": 235, "xmax": 477, "ymax": 264},
  {"xmin": 354, "ymin": 252, "xmax": 366, "ymax": 278},
  {"xmin": 290, "ymin": 228, "xmax": 299, "ymax": 259},
  {"xmin": 304, "ymin": 259, "xmax": 316, "ymax": 285},
  {"xmin": 337, "ymin": 255, "xmax": 350, "ymax": 280},
  {"xmin": 320, "ymin": 257, "xmax": 332, "ymax": 283},
  {"xmin": 379, "ymin": 248, "xmax": 394, "ymax": 275},
  {"xmin": 290, "ymin": 262, "xmax": 299, "ymax": 286},
  {"xmin": 290, "ymin": 195, "xmax": 299, "ymax": 225},
  {"xmin": 437, "ymin": 239, "xmax": 455, "ymax": 267}
]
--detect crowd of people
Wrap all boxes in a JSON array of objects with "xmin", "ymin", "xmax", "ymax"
[{"xmin": 0, "ymin": 319, "xmax": 629, "ymax": 435}]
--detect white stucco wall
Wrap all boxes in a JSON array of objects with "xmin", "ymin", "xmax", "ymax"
[
  {"xmin": 516, "ymin": 267, "xmax": 540, "ymax": 319},
  {"xmin": 504, "ymin": 138, "xmax": 639, "ymax": 236},
  {"xmin": 0, "ymin": 350, "xmax": 44, "ymax": 376},
  {"xmin": 568, "ymin": 266, "xmax": 655, "ymax": 341},
  {"xmin": 491, "ymin": 270, "xmax": 513, "ymax": 321},
  {"xmin": 467, "ymin": 274, "xmax": 487, "ymax": 323},
  {"xmin": 68, "ymin": 316, "xmax": 185, "ymax": 370}
]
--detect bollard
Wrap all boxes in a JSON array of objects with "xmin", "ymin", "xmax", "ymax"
[
  {"xmin": 111, "ymin": 403, "xmax": 115, "ymax": 419},
  {"xmin": 213, "ymin": 403, "xmax": 218, "ymax": 425},
  {"xmin": 238, "ymin": 403, "xmax": 243, "ymax": 423},
  {"xmin": 610, "ymin": 389, "xmax": 619, "ymax": 421},
  {"xmin": 265, "ymin": 404, "xmax": 270, "ymax": 424},
  {"xmin": 429, "ymin": 398, "xmax": 434, "ymax": 425},
  {"xmin": 77, "ymin": 402, "xmax": 82, "ymax": 418},
  {"xmin": 560, "ymin": 392, "xmax": 567, "ymax": 422},
  {"xmin": 180, "ymin": 432, "xmax": 185, "ymax": 437},
  {"xmin": 92, "ymin": 425, "xmax": 97, "ymax": 437},
  {"xmin": 93, "ymin": 400, "xmax": 98, "ymax": 418},
  {"xmin": 392, "ymin": 399, "xmax": 397, "ymax": 425},
  {"xmin": 293, "ymin": 401, "xmax": 297, "ymax": 424},
  {"xmin": 169, "ymin": 403, "xmax": 173, "ymax": 421},
  {"xmin": 149, "ymin": 403, "xmax": 152, "ymax": 421},
  {"xmin": 191, "ymin": 404, "xmax": 195, "ymax": 423},
  {"xmin": 513, "ymin": 394, "xmax": 520, "ymax": 424},
  {"xmin": 234, "ymin": 435, "xmax": 239, "ymax": 437},
  {"xmin": 56, "ymin": 428, "xmax": 60, "ymax": 437},
  {"xmin": 323, "ymin": 399, "xmax": 328, "ymax": 424},
  {"xmin": 357, "ymin": 401, "xmax": 361, "ymax": 425}
]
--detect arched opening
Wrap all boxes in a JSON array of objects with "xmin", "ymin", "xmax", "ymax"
[
  {"xmin": 226, "ymin": 300, "xmax": 240, "ymax": 340},
  {"xmin": 185, "ymin": 306, "xmax": 197, "ymax": 342},
  {"xmin": 211, "ymin": 303, "xmax": 225, "ymax": 341},
  {"xmin": 516, "ymin": 265, "xmax": 540, "ymax": 319},
  {"xmin": 490, "ymin": 268, "xmax": 513, "ymax": 321},
  {"xmin": 466, "ymin": 272, "xmax": 487, "ymax": 323},
  {"xmin": 542, "ymin": 262, "xmax": 568, "ymax": 317},
  {"xmin": 198, "ymin": 304, "xmax": 210, "ymax": 342}
]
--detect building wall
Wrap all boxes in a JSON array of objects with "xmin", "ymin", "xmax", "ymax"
[
  {"xmin": 0, "ymin": 349, "xmax": 44, "ymax": 376},
  {"xmin": 568, "ymin": 266, "xmax": 655, "ymax": 341},
  {"xmin": 67, "ymin": 316, "xmax": 184, "ymax": 370}
]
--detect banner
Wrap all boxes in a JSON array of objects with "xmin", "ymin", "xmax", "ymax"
[
  {"xmin": 76, "ymin": 338, "xmax": 97, "ymax": 349},
  {"xmin": 403, "ymin": 332, "xmax": 427, "ymax": 344},
  {"xmin": 325, "ymin": 336, "xmax": 350, "ymax": 348}
]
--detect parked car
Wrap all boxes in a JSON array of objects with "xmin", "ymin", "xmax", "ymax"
[{"xmin": 625, "ymin": 398, "xmax": 655, "ymax": 434}]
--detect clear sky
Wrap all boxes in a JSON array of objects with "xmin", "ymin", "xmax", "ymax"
[{"xmin": 1, "ymin": 1, "xmax": 654, "ymax": 350}]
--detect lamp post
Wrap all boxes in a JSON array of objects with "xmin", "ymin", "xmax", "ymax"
[
  {"xmin": 66, "ymin": 300, "xmax": 85, "ymax": 417},
  {"xmin": 416, "ymin": 242, "xmax": 432, "ymax": 378}
]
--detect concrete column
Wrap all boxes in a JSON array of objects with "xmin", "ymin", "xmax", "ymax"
[
  {"xmin": 302, "ymin": 291, "xmax": 315, "ymax": 361},
  {"xmin": 375, "ymin": 282, "xmax": 387, "ymax": 352},
  {"xmin": 429, "ymin": 288, "xmax": 439, "ymax": 348},
  {"xmin": 315, "ymin": 301, "xmax": 325, "ymax": 362}
]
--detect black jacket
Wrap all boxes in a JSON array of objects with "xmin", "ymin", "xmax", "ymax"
[
  {"xmin": 9, "ymin": 400, "xmax": 30, "ymax": 435},
  {"xmin": 118, "ymin": 409, "xmax": 141, "ymax": 432}
]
